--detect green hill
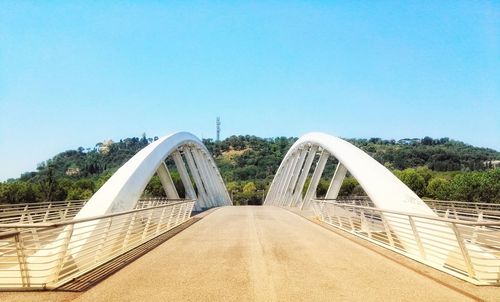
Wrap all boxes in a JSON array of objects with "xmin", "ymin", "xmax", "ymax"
[{"xmin": 1, "ymin": 134, "xmax": 499, "ymax": 204}]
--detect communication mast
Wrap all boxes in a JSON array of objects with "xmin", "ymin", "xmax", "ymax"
[{"xmin": 216, "ymin": 117, "xmax": 221, "ymax": 141}]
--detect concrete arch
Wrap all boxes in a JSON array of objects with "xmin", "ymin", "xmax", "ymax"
[
  {"xmin": 264, "ymin": 132, "xmax": 448, "ymax": 264},
  {"xmin": 69, "ymin": 132, "xmax": 232, "ymax": 259},
  {"xmin": 265, "ymin": 132, "xmax": 433, "ymax": 215},
  {"xmin": 76, "ymin": 131, "xmax": 231, "ymax": 220}
]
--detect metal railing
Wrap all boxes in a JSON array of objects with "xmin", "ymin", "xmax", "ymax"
[
  {"xmin": 312, "ymin": 199, "xmax": 500, "ymax": 285},
  {"xmin": 0, "ymin": 199, "xmax": 195, "ymax": 289},
  {"xmin": 134, "ymin": 197, "xmax": 185, "ymax": 208},
  {"xmin": 0, "ymin": 198, "xmax": 189, "ymax": 227},
  {"xmin": 424, "ymin": 199, "xmax": 500, "ymax": 223},
  {"xmin": 327, "ymin": 197, "xmax": 500, "ymax": 223},
  {"xmin": 0, "ymin": 200, "xmax": 87, "ymax": 225}
]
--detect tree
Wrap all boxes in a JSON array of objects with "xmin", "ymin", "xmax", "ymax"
[
  {"xmin": 243, "ymin": 182, "xmax": 257, "ymax": 193},
  {"xmin": 144, "ymin": 175, "xmax": 167, "ymax": 197},
  {"xmin": 416, "ymin": 166, "xmax": 433, "ymax": 184},
  {"xmin": 36, "ymin": 162, "xmax": 58, "ymax": 201},
  {"xmin": 426, "ymin": 178, "xmax": 450, "ymax": 200},
  {"xmin": 480, "ymin": 169, "xmax": 500, "ymax": 202},
  {"xmin": 395, "ymin": 168, "xmax": 426, "ymax": 197},
  {"xmin": 422, "ymin": 136, "xmax": 433, "ymax": 145},
  {"xmin": 226, "ymin": 181, "xmax": 240, "ymax": 192},
  {"xmin": 66, "ymin": 188, "xmax": 93, "ymax": 200},
  {"xmin": 449, "ymin": 173, "xmax": 482, "ymax": 202},
  {"xmin": 338, "ymin": 178, "xmax": 358, "ymax": 196}
]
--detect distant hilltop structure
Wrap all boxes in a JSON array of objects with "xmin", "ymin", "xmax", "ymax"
[
  {"xmin": 65, "ymin": 166, "xmax": 80, "ymax": 176},
  {"xmin": 485, "ymin": 160, "xmax": 500, "ymax": 169},
  {"xmin": 97, "ymin": 139, "xmax": 114, "ymax": 155}
]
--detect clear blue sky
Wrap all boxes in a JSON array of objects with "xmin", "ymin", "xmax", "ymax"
[{"xmin": 1, "ymin": 1, "xmax": 499, "ymax": 180}]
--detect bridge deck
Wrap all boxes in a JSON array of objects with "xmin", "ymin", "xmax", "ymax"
[{"xmin": 1, "ymin": 206, "xmax": 498, "ymax": 301}]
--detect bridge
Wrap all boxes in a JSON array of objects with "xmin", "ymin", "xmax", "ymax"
[{"xmin": 0, "ymin": 132, "xmax": 499, "ymax": 301}]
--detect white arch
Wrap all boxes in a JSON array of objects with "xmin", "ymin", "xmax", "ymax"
[
  {"xmin": 264, "ymin": 133, "xmax": 446, "ymax": 263},
  {"xmin": 70, "ymin": 132, "xmax": 232, "ymax": 258},
  {"xmin": 265, "ymin": 132, "xmax": 433, "ymax": 215},
  {"xmin": 76, "ymin": 131, "xmax": 231, "ymax": 219}
]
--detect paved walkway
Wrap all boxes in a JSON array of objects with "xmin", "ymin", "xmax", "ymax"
[{"xmin": 2, "ymin": 206, "xmax": 498, "ymax": 301}]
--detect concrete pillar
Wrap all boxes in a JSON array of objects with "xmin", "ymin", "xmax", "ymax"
[
  {"xmin": 268, "ymin": 160, "xmax": 288, "ymax": 205},
  {"xmin": 193, "ymin": 149, "xmax": 216, "ymax": 207},
  {"xmin": 278, "ymin": 153, "xmax": 298, "ymax": 206},
  {"xmin": 284, "ymin": 148, "xmax": 308, "ymax": 207},
  {"xmin": 274, "ymin": 154, "xmax": 297, "ymax": 206},
  {"xmin": 184, "ymin": 147, "xmax": 208, "ymax": 209},
  {"xmin": 265, "ymin": 159, "xmax": 289, "ymax": 205},
  {"xmin": 325, "ymin": 163, "xmax": 348, "ymax": 200},
  {"xmin": 157, "ymin": 162, "xmax": 180, "ymax": 199},
  {"xmin": 216, "ymin": 166, "xmax": 232, "ymax": 205},
  {"xmin": 265, "ymin": 161, "xmax": 288, "ymax": 205},
  {"xmin": 266, "ymin": 162, "xmax": 283, "ymax": 205},
  {"xmin": 278, "ymin": 154, "xmax": 298, "ymax": 205},
  {"xmin": 291, "ymin": 146, "xmax": 318, "ymax": 207},
  {"xmin": 191, "ymin": 148, "xmax": 211, "ymax": 208},
  {"xmin": 301, "ymin": 151, "xmax": 329, "ymax": 210},
  {"xmin": 208, "ymin": 157, "xmax": 232, "ymax": 205},
  {"xmin": 171, "ymin": 151, "xmax": 196, "ymax": 200}
]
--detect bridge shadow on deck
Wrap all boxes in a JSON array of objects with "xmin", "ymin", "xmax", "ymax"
[{"xmin": 56, "ymin": 215, "xmax": 204, "ymax": 292}]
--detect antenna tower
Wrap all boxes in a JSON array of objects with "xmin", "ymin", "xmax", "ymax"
[{"xmin": 216, "ymin": 117, "xmax": 221, "ymax": 141}]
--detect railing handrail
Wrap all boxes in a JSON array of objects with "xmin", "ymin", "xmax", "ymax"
[
  {"xmin": 318, "ymin": 197, "xmax": 500, "ymax": 208},
  {"xmin": 0, "ymin": 205, "xmax": 83, "ymax": 215},
  {"xmin": 0, "ymin": 197, "xmax": 188, "ymax": 208},
  {"xmin": 319, "ymin": 198, "xmax": 500, "ymax": 217},
  {"xmin": 0, "ymin": 199, "xmax": 195, "ymax": 230},
  {"xmin": 423, "ymin": 199, "xmax": 500, "ymax": 207},
  {"xmin": 0, "ymin": 199, "xmax": 87, "ymax": 208},
  {"xmin": 313, "ymin": 199, "xmax": 500, "ymax": 227}
]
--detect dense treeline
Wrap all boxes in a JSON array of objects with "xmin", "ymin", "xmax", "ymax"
[
  {"xmin": 0, "ymin": 134, "xmax": 155, "ymax": 203},
  {"xmin": 0, "ymin": 134, "xmax": 499, "ymax": 204},
  {"xmin": 203, "ymin": 135, "xmax": 500, "ymax": 204},
  {"xmin": 351, "ymin": 137, "xmax": 499, "ymax": 171}
]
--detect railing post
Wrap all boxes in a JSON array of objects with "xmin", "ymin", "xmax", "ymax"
[
  {"xmin": 52, "ymin": 224, "xmax": 75, "ymax": 284},
  {"xmin": 450, "ymin": 222, "xmax": 476, "ymax": 278},
  {"xmin": 166, "ymin": 206, "xmax": 175, "ymax": 229},
  {"xmin": 26, "ymin": 213, "xmax": 40, "ymax": 248},
  {"xmin": 336, "ymin": 213, "xmax": 342, "ymax": 227},
  {"xmin": 14, "ymin": 232, "xmax": 30, "ymax": 287},
  {"xmin": 63, "ymin": 201, "xmax": 72, "ymax": 219},
  {"xmin": 122, "ymin": 212, "xmax": 137, "ymax": 250},
  {"xmin": 94, "ymin": 218, "xmax": 113, "ymax": 263},
  {"xmin": 471, "ymin": 211, "xmax": 484, "ymax": 244},
  {"xmin": 381, "ymin": 215, "xmax": 395, "ymax": 247},
  {"xmin": 174, "ymin": 204, "xmax": 183, "ymax": 226},
  {"xmin": 328, "ymin": 205, "xmax": 336, "ymax": 224},
  {"xmin": 408, "ymin": 216, "xmax": 426, "ymax": 260},
  {"xmin": 313, "ymin": 201, "xmax": 322, "ymax": 220},
  {"xmin": 452, "ymin": 203, "xmax": 458, "ymax": 219},
  {"xmin": 19, "ymin": 205, "xmax": 28, "ymax": 223},
  {"xmin": 348, "ymin": 214, "xmax": 355, "ymax": 231},
  {"xmin": 360, "ymin": 210, "xmax": 372, "ymax": 238},
  {"xmin": 182, "ymin": 202, "xmax": 192, "ymax": 221},
  {"xmin": 141, "ymin": 209, "xmax": 154, "ymax": 240},
  {"xmin": 43, "ymin": 203, "xmax": 52, "ymax": 222},
  {"xmin": 155, "ymin": 207, "xmax": 168, "ymax": 235}
]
